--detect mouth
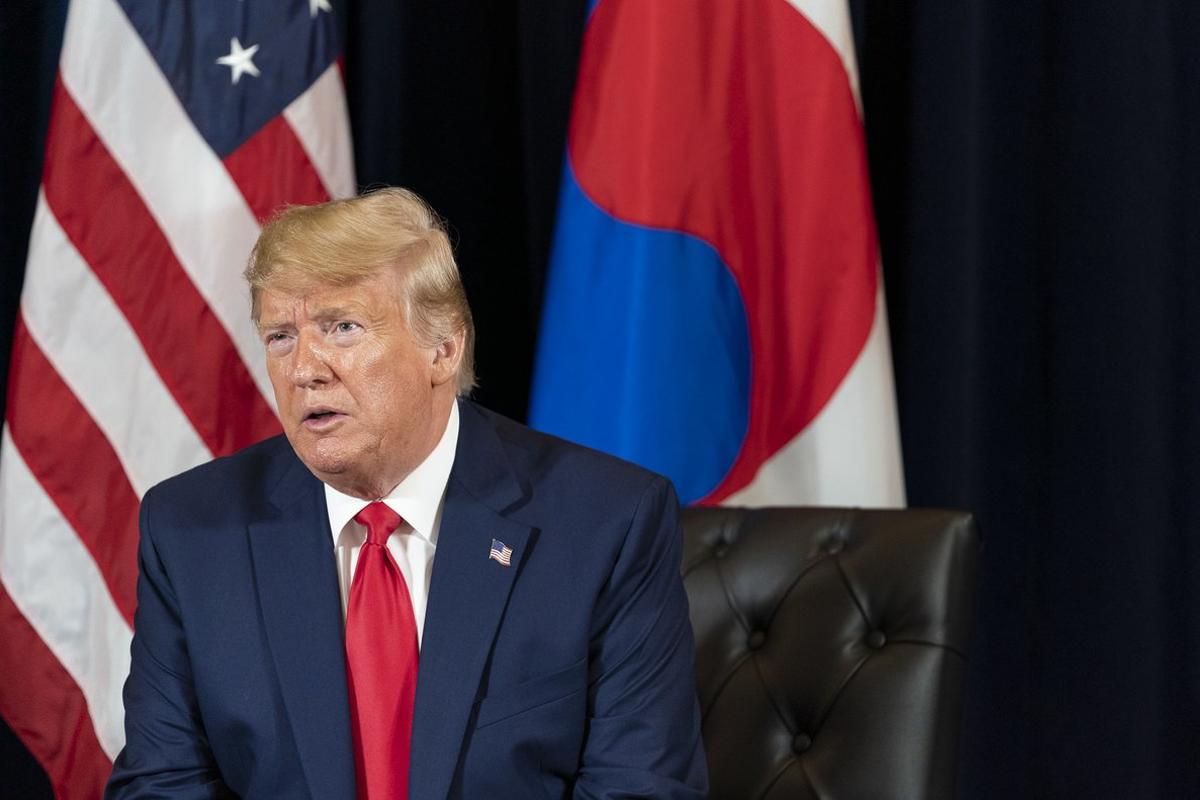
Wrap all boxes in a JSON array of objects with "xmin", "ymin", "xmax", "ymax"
[{"xmin": 302, "ymin": 408, "xmax": 347, "ymax": 429}]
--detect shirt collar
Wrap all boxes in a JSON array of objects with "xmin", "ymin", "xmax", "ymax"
[{"xmin": 324, "ymin": 401, "xmax": 460, "ymax": 545}]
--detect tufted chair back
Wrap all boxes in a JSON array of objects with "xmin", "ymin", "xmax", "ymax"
[{"xmin": 680, "ymin": 506, "xmax": 979, "ymax": 800}]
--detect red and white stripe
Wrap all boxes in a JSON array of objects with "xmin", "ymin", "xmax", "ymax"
[
  {"xmin": 0, "ymin": 0, "xmax": 355, "ymax": 795},
  {"xmin": 726, "ymin": 0, "xmax": 905, "ymax": 508}
]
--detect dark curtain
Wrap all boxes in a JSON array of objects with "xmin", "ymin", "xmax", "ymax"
[
  {"xmin": 860, "ymin": 3, "xmax": 1200, "ymax": 796},
  {"xmin": 2, "ymin": 0, "xmax": 1197, "ymax": 797}
]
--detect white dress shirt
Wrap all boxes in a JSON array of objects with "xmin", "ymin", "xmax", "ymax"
[{"xmin": 323, "ymin": 402, "xmax": 459, "ymax": 647}]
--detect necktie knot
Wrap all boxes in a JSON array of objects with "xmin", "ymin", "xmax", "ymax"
[{"xmin": 354, "ymin": 501, "xmax": 402, "ymax": 546}]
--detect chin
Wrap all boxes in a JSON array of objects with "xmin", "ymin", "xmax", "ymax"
[
  {"xmin": 294, "ymin": 441, "xmax": 353, "ymax": 478},
  {"xmin": 305, "ymin": 459, "xmax": 372, "ymax": 497}
]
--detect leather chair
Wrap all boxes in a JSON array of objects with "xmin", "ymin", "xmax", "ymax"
[{"xmin": 681, "ymin": 507, "xmax": 979, "ymax": 800}]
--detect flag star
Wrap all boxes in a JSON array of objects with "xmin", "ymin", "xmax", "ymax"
[
  {"xmin": 310, "ymin": 0, "xmax": 332, "ymax": 16},
  {"xmin": 216, "ymin": 37, "xmax": 261, "ymax": 84}
]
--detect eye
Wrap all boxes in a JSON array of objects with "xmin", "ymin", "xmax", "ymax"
[
  {"xmin": 334, "ymin": 321, "xmax": 360, "ymax": 334},
  {"xmin": 263, "ymin": 330, "xmax": 295, "ymax": 355}
]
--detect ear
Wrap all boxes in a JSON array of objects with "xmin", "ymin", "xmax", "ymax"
[{"xmin": 430, "ymin": 329, "xmax": 465, "ymax": 387}]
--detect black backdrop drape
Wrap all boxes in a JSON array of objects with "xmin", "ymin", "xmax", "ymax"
[{"xmin": 2, "ymin": 0, "xmax": 1197, "ymax": 797}]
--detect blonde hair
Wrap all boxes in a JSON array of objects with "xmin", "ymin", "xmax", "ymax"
[{"xmin": 245, "ymin": 187, "xmax": 476, "ymax": 394}]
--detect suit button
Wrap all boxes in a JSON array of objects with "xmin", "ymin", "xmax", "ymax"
[
  {"xmin": 793, "ymin": 733, "xmax": 813, "ymax": 753},
  {"xmin": 867, "ymin": 630, "xmax": 887, "ymax": 649},
  {"xmin": 748, "ymin": 630, "xmax": 766, "ymax": 650}
]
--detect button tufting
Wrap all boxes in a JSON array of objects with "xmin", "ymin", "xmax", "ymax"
[
  {"xmin": 866, "ymin": 629, "xmax": 887, "ymax": 649},
  {"xmin": 713, "ymin": 544, "xmax": 730, "ymax": 559},
  {"xmin": 824, "ymin": 539, "xmax": 845, "ymax": 555},
  {"xmin": 748, "ymin": 630, "xmax": 767, "ymax": 650},
  {"xmin": 793, "ymin": 733, "xmax": 813, "ymax": 753}
]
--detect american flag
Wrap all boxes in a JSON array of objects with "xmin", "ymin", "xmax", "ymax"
[
  {"xmin": 489, "ymin": 539, "xmax": 513, "ymax": 567},
  {"xmin": 0, "ymin": 1, "xmax": 354, "ymax": 796}
]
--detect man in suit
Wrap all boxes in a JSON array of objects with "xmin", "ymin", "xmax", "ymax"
[{"xmin": 106, "ymin": 188, "xmax": 707, "ymax": 799}]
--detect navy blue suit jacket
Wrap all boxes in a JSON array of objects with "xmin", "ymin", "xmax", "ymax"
[{"xmin": 106, "ymin": 401, "xmax": 707, "ymax": 799}]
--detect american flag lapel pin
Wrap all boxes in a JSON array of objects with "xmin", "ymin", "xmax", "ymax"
[{"xmin": 489, "ymin": 538, "xmax": 513, "ymax": 567}]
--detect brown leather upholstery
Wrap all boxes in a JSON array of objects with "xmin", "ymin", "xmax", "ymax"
[{"xmin": 681, "ymin": 507, "xmax": 979, "ymax": 800}]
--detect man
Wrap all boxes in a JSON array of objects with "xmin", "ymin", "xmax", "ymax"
[{"xmin": 107, "ymin": 188, "xmax": 707, "ymax": 799}]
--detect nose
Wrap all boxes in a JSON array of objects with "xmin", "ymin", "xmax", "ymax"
[{"xmin": 288, "ymin": 331, "xmax": 333, "ymax": 388}]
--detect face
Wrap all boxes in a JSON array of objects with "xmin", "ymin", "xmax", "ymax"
[{"xmin": 257, "ymin": 269, "xmax": 461, "ymax": 499}]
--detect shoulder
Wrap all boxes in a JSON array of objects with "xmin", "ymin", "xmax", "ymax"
[
  {"xmin": 457, "ymin": 401, "xmax": 679, "ymax": 548},
  {"xmin": 141, "ymin": 434, "xmax": 301, "ymax": 529},
  {"xmin": 461, "ymin": 400, "xmax": 673, "ymax": 504}
]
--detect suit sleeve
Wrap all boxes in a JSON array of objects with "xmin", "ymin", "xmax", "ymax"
[
  {"xmin": 574, "ymin": 476, "xmax": 709, "ymax": 800},
  {"xmin": 106, "ymin": 488, "xmax": 233, "ymax": 799}
]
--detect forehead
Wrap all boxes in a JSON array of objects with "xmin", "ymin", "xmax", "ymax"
[{"xmin": 258, "ymin": 270, "xmax": 403, "ymax": 324}]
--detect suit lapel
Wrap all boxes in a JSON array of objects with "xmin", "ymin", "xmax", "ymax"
[
  {"xmin": 248, "ymin": 454, "xmax": 356, "ymax": 800},
  {"xmin": 408, "ymin": 402, "xmax": 533, "ymax": 800}
]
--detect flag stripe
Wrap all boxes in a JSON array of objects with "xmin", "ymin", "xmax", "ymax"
[
  {"xmin": 57, "ymin": 0, "xmax": 275, "ymax": 406},
  {"xmin": 0, "ymin": 428, "xmax": 132, "ymax": 761},
  {"xmin": 22, "ymin": 192, "xmax": 211, "ymax": 495},
  {"xmin": 0, "ymin": 582, "xmax": 112, "ymax": 800},
  {"xmin": 283, "ymin": 63, "xmax": 357, "ymax": 200},
  {"xmin": 43, "ymin": 79, "xmax": 281, "ymax": 457},
  {"xmin": 224, "ymin": 114, "xmax": 332, "ymax": 223},
  {"xmin": 6, "ymin": 317, "xmax": 140, "ymax": 624}
]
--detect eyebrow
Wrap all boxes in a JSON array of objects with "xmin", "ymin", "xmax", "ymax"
[
  {"xmin": 256, "ymin": 318, "xmax": 294, "ymax": 333},
  {"xmin": 308, "ymin": 305, "xmax": 367, "ymax": 321},
  {"xmin": 257, "ymin": 304, "xmax": 372, "ymax": 331}
]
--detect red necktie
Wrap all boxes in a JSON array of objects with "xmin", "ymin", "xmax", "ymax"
[{"xmin": 344, "ymin": 502, "xmax": 419, "ymax": 800}]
